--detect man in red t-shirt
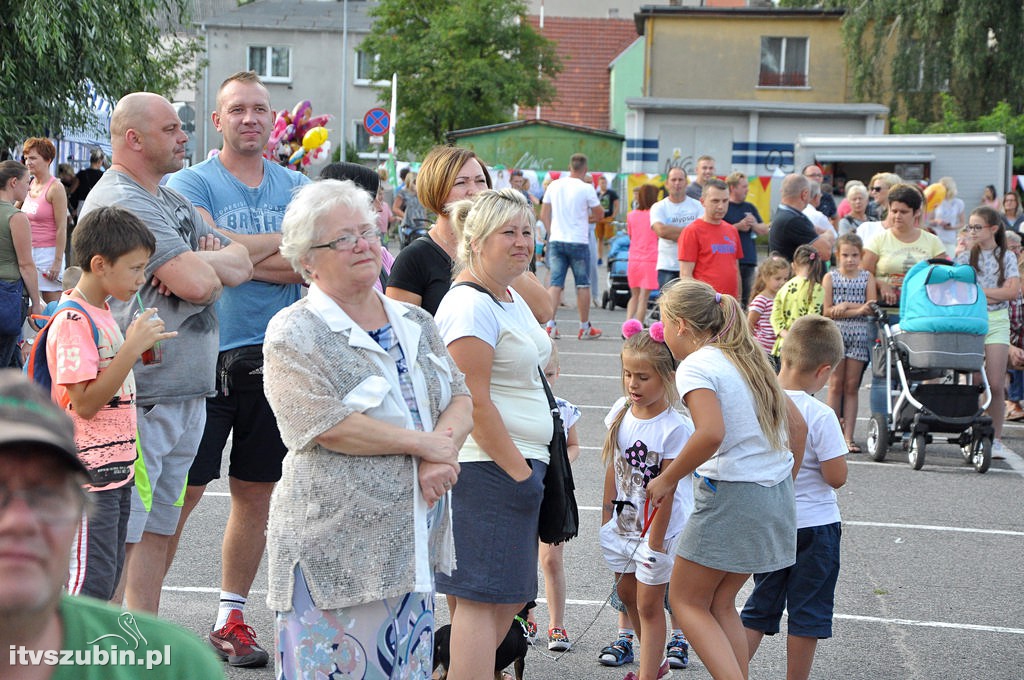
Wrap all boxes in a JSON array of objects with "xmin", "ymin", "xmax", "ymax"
[{"xmin": 678, "ymin": 178, "xmax": 743, "ymax": 297}]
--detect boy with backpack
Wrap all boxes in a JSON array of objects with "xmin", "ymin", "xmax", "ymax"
[{"xmin": 33, "ymin": 206, "xmax": 175, "ymax": 600}]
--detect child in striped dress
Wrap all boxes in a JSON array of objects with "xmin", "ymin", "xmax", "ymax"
[
  {"xmin": 747, "ymin": 256, "xmax": 791, "ymax": 370},
  {"xmin": 823, "ymin": 233, "xmax": 876, "ymax": 452}
]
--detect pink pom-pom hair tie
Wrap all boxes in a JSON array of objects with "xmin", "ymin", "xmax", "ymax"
[
  {"xmin": 621, "ymin": 319, "xmax": 643, "ymax": 339},
  {"xmin": 621, "ymin": 319, "xmax": 666, "ymax": 343}
]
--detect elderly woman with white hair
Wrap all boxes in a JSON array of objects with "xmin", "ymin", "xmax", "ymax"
[{"xmin": 261, "ymin": 179, "xmax": 473, "ymax": 679}]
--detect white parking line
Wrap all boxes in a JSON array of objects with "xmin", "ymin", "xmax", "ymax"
[{"xmin": 161, "ymin": 588, "xmax": 1024, "ymax": 635}]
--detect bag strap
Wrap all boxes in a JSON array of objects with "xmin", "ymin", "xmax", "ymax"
[
  {"xmin": 452, "ymin": 280, "xmax": 501, "ymax": 305},
  {"xmin": 50, "ymin": 300, "xmax": 100, "ymax": 345},
  {"xmin": 537, "ymin": 365, "xmax": 557, "ymax": 413}
]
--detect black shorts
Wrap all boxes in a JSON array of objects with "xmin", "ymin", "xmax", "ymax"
[{"xmin": 189, "ymin": 346, "xmax": 287, "ymax": 486}]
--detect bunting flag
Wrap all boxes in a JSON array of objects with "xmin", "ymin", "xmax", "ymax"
[
  {"xmin": 548, "ymin": 171, "xmax": 561, "ymax": 180},
  {"xmin": 758, "ymin": 176, "xmax": 771, "ymax": 191}
]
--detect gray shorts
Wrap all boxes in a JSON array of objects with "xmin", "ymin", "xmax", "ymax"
[
  {"xmin": 435, "ymin": 459, "xmax": 545, "ymax": 604},
  {"xmin": 68, "ymin": 485, "xmax": 132, "ymax": 600},
  {"xmin": 676, "ymin": 475, "xmax": 796, "ymax": 574},
  {"xmin": 127, "ymin": 398, "xmax": 207, "ymax": 542}
]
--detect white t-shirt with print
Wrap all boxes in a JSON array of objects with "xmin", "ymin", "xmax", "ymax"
[
  {"xmin": 650, "ymin": 195, "xmax": 701, "ymax": 273},
  {"xmin": 786, "ymin": 390, "xmax": 846, "ymax": 528},
  {"xmin": 676, "ymin": 346, "xmax": 793, "ymax": 485},
  {"xmin": 604, "ymin": 397, "xmax": 694, "ymax": 539}
]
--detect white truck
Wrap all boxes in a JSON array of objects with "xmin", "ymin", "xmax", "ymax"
[{"xmin": 794, "ymin": 132, "xmax": 1014, "ymax": 209}]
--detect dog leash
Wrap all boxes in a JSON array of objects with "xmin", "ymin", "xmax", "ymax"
[{"xmin": 524, "ymin": 500, "xmax": 663, "ymax": 664}]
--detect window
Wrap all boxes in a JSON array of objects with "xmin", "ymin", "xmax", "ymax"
[
  {"xmin": 355, "ymin": 50, "xmax": 387, "ymax": 85},
  {"xmin": 354, "ymin": 121, "xmax": 371, "ymax": 153},
  {"xmin": 759, "ymin": 37, "xmax": 808, "ymax": 88},
  {"xmin": 248, "ymin": 46, "xmax": 291, "ymax": 82}
]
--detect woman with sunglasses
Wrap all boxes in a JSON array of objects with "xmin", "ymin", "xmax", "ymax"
[
  {"xmin": 865, "ymin": 172, "xmax": 901, "ymax": 221},
  {"xmin": 262, "ymin": 179, "xmax": 473, "ymax": 678}
]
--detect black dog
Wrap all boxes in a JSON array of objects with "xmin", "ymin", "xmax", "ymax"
[{"xmin": 433, "ymin": 604, "xmax": 531, "ymax": 680}]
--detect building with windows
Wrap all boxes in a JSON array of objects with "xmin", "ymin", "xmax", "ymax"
[
  {"xmin": 625, "ymin": 5, "xmax": 888, "ymax": 181},
  {"xmin": 194, "ymin": 0, "xmax": 384, "ymax": 162}
]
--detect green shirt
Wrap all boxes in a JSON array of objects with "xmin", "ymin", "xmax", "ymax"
[{"xmin": 46, "ymin": 595, "xmax": 224, "ymax": 679}]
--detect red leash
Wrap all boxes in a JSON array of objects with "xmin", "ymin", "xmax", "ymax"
[{"xmin": 639, "ymin": 498, "xmax": 658, "ymax": 538}]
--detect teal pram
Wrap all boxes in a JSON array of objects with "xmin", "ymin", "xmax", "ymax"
[{"xmin": 865, "ymin": 259, "xmax": 994, "ymax": 472}]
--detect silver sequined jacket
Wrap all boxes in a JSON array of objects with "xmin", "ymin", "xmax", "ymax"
[{"xmin": 263, "ymin": 288, "xmax": 469, "ymax": 611}]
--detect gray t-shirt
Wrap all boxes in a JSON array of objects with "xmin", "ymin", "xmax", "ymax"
[{"xmin": 80, "ymin": 171, "xmax": 229, "ymax": 404}]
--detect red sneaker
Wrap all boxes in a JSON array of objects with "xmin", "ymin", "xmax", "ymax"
[
  {"xmin": 208, "ymin": 610, "xmax": 269, "ymax": 668},
  {"xmin": 578, "ymin": 325, "xmax": 603, "ymax": 340}
]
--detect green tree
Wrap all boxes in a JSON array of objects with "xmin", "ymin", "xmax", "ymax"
[
  {"xmin": 361, "ymin": 0, "xmax": 561, "ymax": 156},
  {"xmin": 0, "ymin": 0, "xmax": 203, "ymax": 147},
  {"xmin": 780, "ymin": 0, "xmax": 1024, "ymax": 122}
]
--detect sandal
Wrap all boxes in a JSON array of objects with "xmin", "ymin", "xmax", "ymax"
[
  {"xmin": 598, "ymin": 637, "xmax": 635, "ymax": 667},
  {"xmin": 1007, "ymin": 406, "xmax": 1024, "ymax": 422},
  {"xmin": 846, "ymin": 440, "xmax": 862, "ymax": 454}
]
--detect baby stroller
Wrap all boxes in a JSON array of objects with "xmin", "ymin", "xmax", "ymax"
[
  {"xmin": 865, "ymin": 259, "xmax": 994, "ymax": 472},
  {"xmin": 601, "ymin": 229, "xmax": 631, "ymax": 310}
]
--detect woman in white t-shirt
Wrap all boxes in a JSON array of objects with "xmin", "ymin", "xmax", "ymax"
[
  {"xmin": 646, "ymin": 279, "xmax": 806, "ymax": 680},
  {"xmin": 434, "ymin": 188, "xmax": 552, "ymax": 679}
]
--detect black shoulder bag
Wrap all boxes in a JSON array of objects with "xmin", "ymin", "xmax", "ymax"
[
  {"xmin": 537, "ymin": 366, "xmax": 580, "ymax": 545},
  {"xmin": 452, "ymin": 281, "xmax": 579, "ymax": 544}
]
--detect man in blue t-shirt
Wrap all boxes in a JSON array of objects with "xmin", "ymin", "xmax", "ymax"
[
  {"xmin": 724, "ymin": 172, "xmax": 769, "ymax": 307},
  {"xmin": 165, "ymin": 71, "xmax": 308, "ymax": 668}
]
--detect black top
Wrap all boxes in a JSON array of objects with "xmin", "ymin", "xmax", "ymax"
[
  {"xmin": 70, "ymin": 168, "xmax": 104, "ymax": 209},
  {"xmin": 725, "ymin": 201, "xmax": 763, "ymax": 265},
  {"xmin": 600, "ymin": 188, "xmax": 619, "ymax": 218},
  {"xmin": 385, "ymin": 235, "xmax": 452, "ymax": 316},
  {"xmin": 768, "ymin": 205, "xmax": 818, "ymax": 261}
]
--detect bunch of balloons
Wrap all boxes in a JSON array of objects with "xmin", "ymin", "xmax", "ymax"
[
  {"xmin": 264, "ymin": 100, "xmax": 332, "ymax": 171},
  {"xmin": 924, "ymin": 182, "xmax": 946, "ymax": 212}
]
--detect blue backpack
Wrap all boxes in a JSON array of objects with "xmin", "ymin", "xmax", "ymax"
[{"xmin": 25, "ymin": 300, "xmax": 100, "ymax": 391}]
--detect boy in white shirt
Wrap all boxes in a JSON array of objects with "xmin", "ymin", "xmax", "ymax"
[{"xmin": 741, "ymin": 314, "xmax": 848, "ymax": 680}]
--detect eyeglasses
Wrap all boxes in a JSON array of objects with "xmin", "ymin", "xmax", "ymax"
[
  {"xmin": 869, "ymin": 186, "xmax": 884, "ymax": 193},
  {"xmin": 0, "ymin": 484, "xmax": 82, "ymax": 525},
  {"xmin": 965, "ymin": 224, "xmax": 991, "ymax": 232},
  {"xmin": 310, "ymin": 228, "xmax": 381, "ymax": 252}
]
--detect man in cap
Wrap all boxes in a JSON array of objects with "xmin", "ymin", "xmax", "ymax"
[{"xmin": 0, "ymin": 370, "xmax": 223, "ymax": 679}]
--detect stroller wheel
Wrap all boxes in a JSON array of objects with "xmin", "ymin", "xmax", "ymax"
[
  {"xmin": 866, "ymin": 413, "xmax": 889, "ymax": 462},
  {"xmin": 908, "ymin": 434, "xmax": 926, "ymax": 470},
  {"xmin": 972, "ymin": 438, "xmax": 992, "ymax": 474}
]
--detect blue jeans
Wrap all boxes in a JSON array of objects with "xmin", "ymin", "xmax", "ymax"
[
  {"xmin": 547, "ymin": 241, "xmax": 591, "ymax": 289},
  {"xmin": 657, "ymin": 269, "xmax": 679, "ymax": 290},
  {"xmin": 1009, "ymin": 370, "xmax": 1024, "ymax": 402}
]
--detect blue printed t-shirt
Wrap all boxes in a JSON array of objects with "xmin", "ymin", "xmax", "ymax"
[{"xmin": 167, "ymin": 156, "xmax": 309, "ymax": 350}]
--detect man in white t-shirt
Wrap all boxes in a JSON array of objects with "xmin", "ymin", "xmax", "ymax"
[
  {"xmin": 651, "ymin": 167, "xmax": 702, "ymax": 289},
  {"xmin": 803, "ymin": 182, "xmax": 836, "ymax": 238},
  {"xmin": 541, "ymin": 153, "xmax": 604, "ymax": 340}
]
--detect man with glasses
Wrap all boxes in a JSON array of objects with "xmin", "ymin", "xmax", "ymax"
[
  {"xmin": 80, "ymin": 92, "xmax": 253, "ymax": 617},
  {"xmin": 0, "ymin": 371, "xmax": 223, "ymax": 679},
  {"xmin": 163, "ymin": 71, "xmax": 309, "ymax": 668},
  {"xmin": 802, "ymin": 164, "xmax": 837, "ymax": 229},
  {"xmin": 768, "ymin": 174, "xmax": 833, "ymax": 261}
]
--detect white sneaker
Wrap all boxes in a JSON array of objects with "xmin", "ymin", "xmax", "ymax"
[{"xmin": 991, "ymin": 439, "xmax": 1009, "ymax": 460}]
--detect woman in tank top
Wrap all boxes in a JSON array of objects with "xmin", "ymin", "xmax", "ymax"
[{"xmin": 20, "ymin": 137, "xmax": 68, "ymax": 303}]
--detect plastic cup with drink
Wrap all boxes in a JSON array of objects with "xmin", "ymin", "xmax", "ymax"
[{"xmin": 134, "ymin": 292, "xmax": 163, "ymax": 366}]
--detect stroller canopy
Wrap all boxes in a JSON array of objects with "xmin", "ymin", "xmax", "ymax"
[{"xmin": 899, "ymin": 260, "xmax": 988, "ymax": 335}]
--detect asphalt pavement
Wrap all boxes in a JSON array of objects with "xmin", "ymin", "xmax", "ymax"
[{"xmin": 162, "ymin": 298, "xmax": 1024, "ymax": 680}]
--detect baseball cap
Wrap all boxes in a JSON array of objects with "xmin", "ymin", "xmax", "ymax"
[{"xmin": 0, "ymin": 370, "xmax": 85, "ymax": 475}]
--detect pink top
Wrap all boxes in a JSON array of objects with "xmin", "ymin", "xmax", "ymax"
[
  {"xmin": 626, "ymin": 209, "xmax": 658, "ymax": 263},
  {"xmin": 46, "ymin": 296, "xmax": 137, "ymax": 491},
  {"xmin": 22, "ymin": 176, "xmax": 59, "ymax": 247}
]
